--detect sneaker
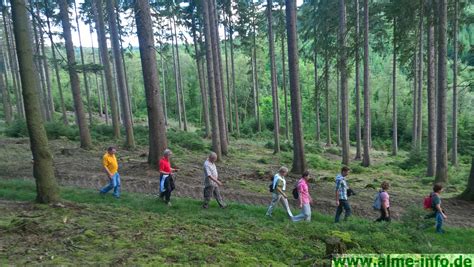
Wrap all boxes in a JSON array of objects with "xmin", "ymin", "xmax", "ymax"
[
  {"xmin": 167, "ymin": 202, "xmax": 172, "ymax": 207},
  {"xmin": 266, "ymin": 213, "xmax": 272, "ymax": 218}
]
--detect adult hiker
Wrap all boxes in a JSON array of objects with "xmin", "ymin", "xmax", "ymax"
[
  {"xmin": 335, "ymin": 166, "xmax": 352, "ymax": 223},
  {"xmin": 202, "ymin": 152, "xmax": 226, "ymax": 209},
  {"xmin": 266, "ymin": 166, "xmax": 294, "ymax": 219},
  {"xmin": 159, "ymin": 149, "xmax": 179, "ymax": 206},
  {"xmin": 99, "ymin": 146, "xmax": 121, "ymax": 198},
  {"xmin": 292, "ymin": 171, "xmax": 313, "ymax": 222},
  {"xmin": 375, "ymin": 181, "xmax": 391, "ymax": 222}
]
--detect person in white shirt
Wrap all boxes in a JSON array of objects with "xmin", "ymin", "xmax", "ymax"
[
  {"xmin": 265, "ymin": 166, "xmax": 293, "ymax": 219},
  {"xmin": 202, "ymin": 152, "xmax": 226, "ymax": 209}
]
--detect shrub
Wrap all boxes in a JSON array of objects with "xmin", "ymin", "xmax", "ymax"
[
  {"xmin": 4, "ymin": 120, "xmax": 28, "ymax": 137},
  {"xmin": 168, "ymin": 131, "xmax": 206, "ymax": 151},
  {"xmin": 326, "ymin": 147, "xmax": 341, "ymax": 156},
  {"xmin": 305, "ymin": 142, "xmax": 324, "ymax": 154},
  {"xmin": 45, "ymin": 121, "xmax": 78, "ymax": 140}
]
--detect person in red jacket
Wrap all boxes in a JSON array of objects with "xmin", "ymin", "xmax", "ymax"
[{"xmin": 158, "ymin": 149, "xmax": 179, "ymax": 206}]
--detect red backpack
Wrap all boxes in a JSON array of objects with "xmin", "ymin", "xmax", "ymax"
[{"xmin": 423, "ymin": 194, "xmax": 433, "ymax": 209}]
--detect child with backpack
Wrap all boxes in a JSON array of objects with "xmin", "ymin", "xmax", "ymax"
[
  {"xmin": 266, "ymin": 167, "xmax": 294, "ymax": 219},
  {"xmin": 374, "ymin": 181, "xmax": 391, "ymax": 222},
  {"xmin": 292, "ymin": 171, "xmax": 313, "ymax": 222},
  {"xmin": 427, "ymin": 184, "xmax": 447, "ymax": 234}
]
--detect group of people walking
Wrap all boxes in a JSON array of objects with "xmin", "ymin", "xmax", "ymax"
[{"xmin": 99, "ymin": 147, "xmax": 446, "ymax": 233}]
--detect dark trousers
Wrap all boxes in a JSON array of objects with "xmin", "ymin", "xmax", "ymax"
[
  {"xmin": 335, "ymin": 199, "xmax": 352, "ymax": 223},
  {"xmin": 203, "ymin": 186, "xmax": 225, "ymax": 207},
  {"xmin": 159, "ymin": 174, "xmax": 174, "ymax": 203},
  {"xmin": 376, "ymin": 207, "xmax": 391, "ymax": 222},
  {"xmin": 160, "ymin": 190, "xmax": 171, "ymax": 203}
]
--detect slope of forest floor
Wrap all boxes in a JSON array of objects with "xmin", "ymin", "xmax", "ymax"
[
  {"xmin": 0, "ymin": 136, "xmax": 473, "ymax": 229},
  {"xmin": 0, "ymin": 180, "xmax": 473, "ymax": 265}
]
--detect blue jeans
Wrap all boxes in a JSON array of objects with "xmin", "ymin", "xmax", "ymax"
[
  {"xmin": 435, "ymin": 211, "xmax": 444, "ymax": 233},
  {"xmin": 292, "ymin": 204, "xmax": 311, "ymax": 222},
  {"xmin": 335, "ymin": 199, "xmax": 351, "ymax": 223},
  {"xmin": 100, "ymin": 173, "xmax": 121, "ymax": 198}
]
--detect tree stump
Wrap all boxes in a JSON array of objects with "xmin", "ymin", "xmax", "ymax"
[{"xmin": 325, "ymin": 237, "xmax": 347, "ymax": 257}]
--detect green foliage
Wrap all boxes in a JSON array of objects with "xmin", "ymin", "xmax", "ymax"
[
  {"xmin": 167, "ymin": 130, "xmax": 206, "ymax": 151},
  {"xmin": 4, "ymin": 120, "xmax": 28, "ymax": 138},
  {"xmin": 44, "ymin": 121, "xmax": 79, "ymax": 140},
  {"xmin": 398, "ymin": 149, "xmax": 426, "ymax": 171}
]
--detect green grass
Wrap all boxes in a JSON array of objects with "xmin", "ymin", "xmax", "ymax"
[{"xmin": 0, "ymin": 179, "xmax": 473, "ymax": 265}]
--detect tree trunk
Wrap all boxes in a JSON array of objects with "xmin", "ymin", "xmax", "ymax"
[
  {"xmin": 106, "ymin": 0, "xmax": 134, "ymax": 148},
  {"xmin": 417, "ymin": 2, "xmax": 424, "ymax": 152},
  {"xmin": 173, "ymin": 18, "xmax": 188, "ymax": 132},
  {"xmin": 209, "ymin": 0, "xmax": 228, "ymax": 155},
  {"xmin": 392, "ymin": 18, "xmax": 398, "ymax": 156},
  {"xmin": 89, "ymin": 27, "xmax": 103, "ymax": 120},
  {"xmin": 73, "ymin": 1, "xmax": 92, "ymax": 125},
  {"xmin": 134, "ymin": 0, "xmax": 168, "ymax": 166},
  {"xmin": 229, "ymin": 21, "xmax": 240, "ymax": 136},
  {"xmin": 0, "ymin": 70, "xmax": 13, "ymax": 124},
  {"xmin": 314, "ymin": 46, "xmax": 320, "ymax": 142},
  {"xmin": 286, "ymin": 0, "xmax": 306, "ymax": 174},
  {"xmin": 362, "ymin": 0, "xmax": 371, "ymax": 167},
  {"xmin": 37, "ymin": 5, "xmax": 54, "ymax": 120},
  {"xmin": 93, "ymin": 0, "xmax": 120, "ymax": 138},
  {"xmin": 202, "ymin": 0, "xmax": 222, "ymax": 159},
  {"xmin": 170, "ymin": 19, "xmax": 183, "ymax": 130},
  {"xmin": 191, "ymin": 9, "xmax": 210, "ymax": 138},
  {"xmin": 354, "ymin": 0, "xmax": 362, "ymax": 159},
  {"xmin": 336, "ymin": 70, "xmax": 341, "ymax": 146},
  {"xmin": 281, "ymin": 31, "xmax": 290, "ymax": 141},
  {"xmin": 224, "ymin": 16, "xmax": 233, "ymax": 134},
  {"xmin": 159, "ymin": 32, "xmax": 168, "ymax": 126},
  {"xmin": 11, "ymin": 0, "xmax": 60, "ymax": 203},
  {"xmin": 435, "ymin": 0, "xmax": 448, "ymax": 183},
  {"xmin": 339, "ymin": 0, "xmax": 349, "ymax": 165},
  {"xmin": 452, "ymin": 0, "xmax": 458, "ymax": 166},
  {"xmin": 267, "ymin": 0, "xmax": 280, "ymax": 153},
  {"xmin": 459, "ymin": 157, "xmax": 474, "ymax": 201},
  {"xmin": 427, "ymin": 0, "xmax": 436, "ymax": 177},
  {"xmin": 325, "ymin": 48, "xmax": 331, "ymax": 147},
  {"xmin": 412, "ymin": 53, "xmax": 418, "ymax": 150},
  {"xmin": 45, "ymin": 12, "xmax": 68, "ymax": 125},
  {"xmin": 58, "ymin": 0, "xmax": 92, "ymax": 149}
]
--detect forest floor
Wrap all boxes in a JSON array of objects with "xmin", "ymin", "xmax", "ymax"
[{"xmin": 1, "ymin": 137, "xmax": 473, "ymax": 228}]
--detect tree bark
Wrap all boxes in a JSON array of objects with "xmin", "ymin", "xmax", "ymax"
[
  {"xmin": 229, "ymin": 19, "xmax": 240, "ymax": 136},
  {"xmin": 0, "ymin": 70, "xmax": 13, "ymax": 124},
  {"xmin": 158, "ymin": 31, "xmax": 168, "ymax": 126},
  {"xmin": 339, "ymin": 0, "xmax": 350, "ymax": 165},
  {"xmin": 314, "ymin": 46, "xmax": 320, "ymax": 142},
  {"xmin": 134, "ymin": 0, "xmax": 168, "ymax": 166},
  {"xmin": 336, "ymin": 70, "xmax": 341, "ymax": 146},
  {"xmin": 170, "ymin": 19, "xmax": 183, "ymax": 130},
  {"xmin": 74, "ymin": 1, "xmax": 92, "ymax": 125},
  {"xmin": 281, "ymin": 28, "xmax": 289, "ymax": 140},
  {"xmin": 58, "ymin": 0, "xmax": 92, "ymax": 149},
  {"xmin": 392, "ymin": 18, "xmax": 398, "ymax": 156},
  {"xmin": 202, "ymin": 0, "xmax": 221, "ymax": 159},
  {"xmin": 286, "ymin": 0, "xmax": 306, "ymax": 174},
  {"xmin": 435, "ymin": 0, "xmax": 448, "ymax": 183},
  {"xmin": 11, "ymin": 0, "xmax": 60, "ymax": 203},
  {"xmin": 362, "ymin": 0, "xmax": 371, "ymax": 167},
  {"xmin": 106, "ymin": 0, "xmax": 134, "ymax": 148},
  {"xmin": 452, "ymin": 0, "xmax": 458, "ymax": 166},
  {"xmin": 173, "ymin": 18, "xmax": 188, "ymax": 132},
  {"xmin": 224, "ymin": 16, "xmax": 233, "ymax": 134},
  {"xmin": 325, "ymin": 48, "xmax": 331, "ymax": 147},
  {"xmin": 412, "ymin": 52, "xmax": 418, "ymax": 150},
  {"xmin": 459, "ymin": 157, "xmax": 474, "ymax": 201},
  {"xmin": 416, "ymin": 2, "xmax": 424, "ymax": 152},
  {"xmin": 355, "ymin": 0, "xmax": 362, "ymax": 159},
  {"xmin": 427, "ymin": 0, "xmax": 436, "ymax": 177},
  {"xmin": 267, "ymin": 0, "xmax": 280, "ymax": 153},
  {"xmin": 92, "ymin": 0, "xmax": 119, "ymax": 136}
]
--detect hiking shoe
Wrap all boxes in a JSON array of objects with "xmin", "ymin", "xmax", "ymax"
[{"xmin": 167, "ymin": 202, "xmax": 172, "ymax": 207}]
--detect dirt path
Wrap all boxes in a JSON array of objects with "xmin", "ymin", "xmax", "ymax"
[{"xmin": 1, "ymin": 138, "xmax": 473, "ymax": 228}]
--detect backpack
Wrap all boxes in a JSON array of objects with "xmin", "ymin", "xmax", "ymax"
[
  {"xmin": 423, "ymin": 194, "xmax": 433, "ymax": 209},
  {"xmin": 373, "ymin": 191, "xmax": 382, "ymax": 210},
  {"xmin": 269, "ymin": 183, "xmax": 274, "ymax": 193},
  {"xmin": 292, "ymin": 187, "xmax": 299, "ymax": 199}
]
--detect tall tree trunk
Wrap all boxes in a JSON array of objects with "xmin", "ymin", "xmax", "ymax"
[
  {"xmin": 336, "ymin": 70, "xmax": 341, "ymax": 146},
  {"xmin": 392, "ymin": 18, "xmax": 398, "ymax": 156},
  {"xmin": 0, "ymin": 67, "xmax": 13, "ymax": 124},
  {"xmin": 74, "ymin": 1, "xmax": 92, "ymax": 125},
  {"xmin": 170, "ymin": 19, "xmax": 183, "ymax": 130},
  {"xmin": 11, "ymin": 0, "xmax": 59, "ymax": 203},
  {"xmin": 354, "ymin": 0, "xmax": 362, "ymax": 159},
  {"xmin": 281, "ymin": 30, "xmax": 289, "ymax": 140},
  {"xmin": 251, "ymin": 35, "xmax": 259, "ymax": 131},
  {"xmin": 224, "ymin": 17, "xmax": 233, "ymax": 134},
  {"xmin": 31, "ymin": 2, "xmax": 48, "ymax": 122},
  {"xmin": 209, "ymin": 0, "xmax": 228, "ymax": 154},
  {"xmin": 173, "ymin": 19, "xmax": 188, "ymax": 132},
  {"xmin": 452, "ymin": 0, "xmax": 458, "ymax": 166},
  {"xmin": 134, "ymin": 0, "xmax": 168, "ymax": 166},
  {"xmin": 267, "ymin": 0, "xmax": 280, "ymax": 153},
  {"xmin": 229, "ymin": 21, "xmax": 240, "ymax": 136},
  {"xmin": 417, "ymin": 2, "xmax": 424, "ymax": 152},
  {"xmin": 339, "ymin": 0, "xmax": 349, "ymax": 165},
  {"xmin": 325, "ymin": 49, "xmax": 331, "ymax": 146},
  {"xmin": 90, "ymin": 27, "xmax": 103, "ymax": 120},
  {"xmin": 435, "ymin": 0, "xmax": 448, "ymax": 183},
  {"xmin": 37, "ymin": 5, "xmax": 54, "ymax": 119},
  {"xmin": 92, "ymin": 0, "xmax": 119, "ymax": 137},
  {"xmin": 412, "ymin": 53, "xmax": 418, "ymax": 150},
  {"xmin": 427, "ymin": 0, "xmax": 436, "ymax": 177},
  {"xmin": 106, "ymin": 0, "xmax": 134, "ymax": 148},
  {"xmin": 159, "ymin": 33, "xmax": 168, "ymax": 126},
  {"xmin": 191, "ymin": 10, "xmax": 210, "ymax": 138},
  {"xmin": 45, "ymin": 12, "xmax": 68, "ymax": 125},
  {"xmin": 202, "ymin": 0, "xmax": 222, "ymax": 159},
  {"xmin": 58, "ymin": 0, "xmax": 92, "ymax": 149},
  {"xmin": 314, "ymin": 46, "xmax": 320, "ymax": 142},
  {"xmin": 459, "ymin": 157, "xmax": 474, "ymax": 201},
  {"xmin": 286, "ymin": 0, "xmax": 306, "ymax": 174},
  {"xmin": 362, "ymin": 0, "xmax": 371, "ymax": 167}
]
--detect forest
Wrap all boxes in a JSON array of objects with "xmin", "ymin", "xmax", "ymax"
[{"xmin": 0, "ymin": 0, "xmax": 473, "ymax": 265}]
